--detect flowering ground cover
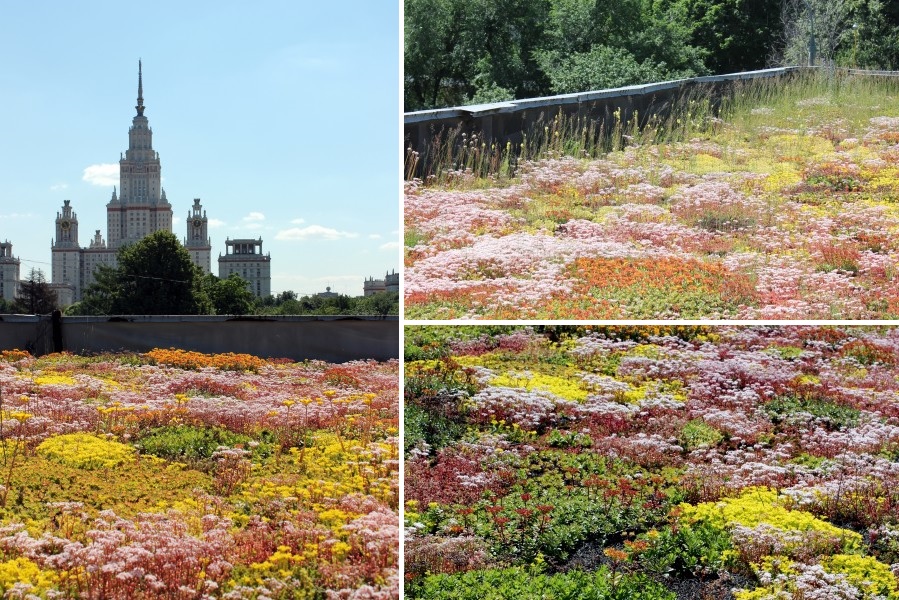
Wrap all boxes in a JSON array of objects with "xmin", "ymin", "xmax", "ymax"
[
  {"xmin": 405, "ymin": 73, "xmax": 899, "ymax": 319},
  {"xmin": 404, "ymin": 326, "xmax": 899, "ymax": 599},
  {"xmin": 0, "ymin": 348, "xmax": 398, "ymax": 599}
]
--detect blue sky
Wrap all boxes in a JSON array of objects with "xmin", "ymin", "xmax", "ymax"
[{"xmin": 0, "ymin": 1, "xmax": 399, "ymax": 297}]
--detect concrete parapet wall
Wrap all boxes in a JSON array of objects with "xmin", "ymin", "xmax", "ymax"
[
  {"xmin": 0, "ymin": 315, "xmax": 398, "ymax": 363},
  {"xmin": 404, "ymin": 67, "xmax": 802, "ymax": 174}
]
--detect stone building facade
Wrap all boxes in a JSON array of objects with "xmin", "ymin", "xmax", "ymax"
[
  {"xmin": 218, "ymin": 238, "xmax": 271, "ymax": 298},
  {"xmin": 363, "ymin": 269, "xmax": 399, "ymax": 296},
  {"xmin": 50, "ymin": 62, "xmax": 214, "ymax": 305},
  {"xmin": 0, "ymin": 242, "xmax": 20, "ymax": 302}
]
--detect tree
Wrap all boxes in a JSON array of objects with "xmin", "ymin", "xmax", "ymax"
[
  {"xmin": 79, "ymin": 231, "xmax": 207, "ymax": 315},
  {"xmin": 664, "ymin": 0, "xmax": 782, "ymax": 74},
  {"xmin": 535, "ymin": 44, "xmax": 679, "ymax": 95},
  {"xmin": 76, "ymin": 264, "xmax": 122, "ymax": 315},
  {"xmin": 0, "ymin": 297, "xmax": 14, "ymax": 314},
  {"xmin": 837, "ymin": 0, "xmax": 899, "ymax": 68},
  {"xmin": 404, "ymin": 0, "xmax": 551, "ymax": 109},
  {"xmin": 12, "ymin": 268, "xmax": 57, "ymax": 315},
  {"xmin": 354, "ymin": 291, "xmax": 399, "ymax": 316},
  {"xmin": 405, "ymin": 0, "xmax": 709, "ymax": 109},
  {"xmin": 202, "ymin": 273, "xmax": 255, "ymax": 315},
  {"xmin": 779, "ymin": 0, "xmax": 849, "ymax": 66}
]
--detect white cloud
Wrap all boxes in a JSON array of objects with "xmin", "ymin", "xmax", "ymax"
[
  {"xmin": 82, "ymin": 163, "xmax": 119, "ymax": 186},
  {"xmin": 0, "ymin": 212, "xmax": 34, "ymax": 220},
  {"xmin": 50, "ymin": 183, "xmax": 68, "ymax": 191},
  {"xmin": 208, "ymin": 218, "xmax": 225, "ymax": 229},
  {"xmin": 369, "ymin": 234, "xmax": 382, "ymax": 240},
  {"xmin": 290, "ymin": 218, "xmax": 306, "ymax": 225},
  {"xmin": 243, "ymin": 212, "xmax": 265, "ymax": 222},
  {"xmin": 172, "ymin": 217, "xmax": 181, "ymax": 227},
  {"xmin": 379, "ymin": 241, "xmax": 400, "ymax": 251},
  {"xmin": 275, "ymin": 225, "xmax": 359, "ymax": 241}
]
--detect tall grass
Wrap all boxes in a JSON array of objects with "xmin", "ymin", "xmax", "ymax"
[
  {"xmin": 721, "ymin": 68, "xmax": 899, "ymax": 132},
  {"xmin": 406, "ymin": 69, "xmax": 899, "ymax": 187}
]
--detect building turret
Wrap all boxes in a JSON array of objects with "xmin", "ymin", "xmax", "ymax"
[
  {"xmin": 0, "ymin": 241, "xmax": 21, "ymax": 302},
  {"xmin": 184, "ymin": 198, "xmax": 212, "ymax": 274},
  {"xmin": 51, "ymin": 200, "xmax": 81, "ymax": 304}
]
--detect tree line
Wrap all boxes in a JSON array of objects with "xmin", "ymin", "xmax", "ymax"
[
  {"xmin": 0, "ymin": 231, "xmax": 398, "ymax": 317},
  {"xmin": 405, "ymin": 0, "xmax": 899, "ymax": 111}
]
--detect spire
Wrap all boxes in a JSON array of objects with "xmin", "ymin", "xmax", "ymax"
[{"xmin": 136, "ymin": 59, "xmax": 145, "ymax": 116}]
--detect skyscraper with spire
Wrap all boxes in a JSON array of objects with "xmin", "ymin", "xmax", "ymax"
[
  {"xmin": 106, "ymin": 59, "xmax": 172, "ymax": 248},
  {"xmin": 51, "ymin": 62, "xmax": 211, "ymax": 305}
]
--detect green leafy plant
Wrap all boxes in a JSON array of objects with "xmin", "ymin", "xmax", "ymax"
[
  {"xmin": 410, "ymin": 565, "xmax": 676, "ymax": 600},
  {"xmin": 679, "ymin": 420, "xmax": 724, "ymax": 452},
  {"xmin": 135, "ymin": 425, "xmax": 272, "ymax": 464},
  {"xmin": 638, "ymin": 521, "xmax": 734, "ymax": 578},
  {"xmin": 764, "ymin": 395, "xmax": 860, "ymax": 429}
]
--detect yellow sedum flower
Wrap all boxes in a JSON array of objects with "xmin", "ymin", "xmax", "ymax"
[
  {"xmin": 491, "ymin": 371, "xmax": 589, "ymax": 402},
  {"xmin": 33, "ymin": 373, "xmax": 77, "ymax": 386},
  {"xmin": 36, "ymin": 432, "xmax": 136, "ymax": 470},
  {"xmin": 824, "ymin": 554, "xmax": 899, "ymax": 599},
  {"xmin": 681, "ymin": 487, "xmax": 862, "ymax": 551},
  {"xmin": 0, "ymin": 557, "xmax": 57, "ymax": 594}
]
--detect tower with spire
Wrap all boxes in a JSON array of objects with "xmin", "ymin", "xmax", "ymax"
[
  {"xmin": 184, "ymin": 198, "xmax": 211, "ymax": 274},
  {"xmin": 106, "ymin": 59, "xmax": 172, "ymax": 249},
  {"xmin": 50, "ymin": 61, "xmax": 212, "ymax": 304}
]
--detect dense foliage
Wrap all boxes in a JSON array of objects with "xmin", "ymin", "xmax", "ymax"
[
  {"xmin": 405, "ymin": 0, "xmax": 899, "ymax": 111},
  {"xmin": 73, "ymin": 231, "xmax": 208, "ymax": 315},
  {"xmin": 254, "ymin": 290, "xmax": 399, "ymax": 317},
  {"xmin": 404, "ymin": 325, "xmax": 899, "ymax": 599},
  {"xmin": 0, "ymin": 348, "xmax": 398, "ymax": 598},
  {"xmin": 10, "ymin": 268, "xmax": 58, "ymax": 315}
]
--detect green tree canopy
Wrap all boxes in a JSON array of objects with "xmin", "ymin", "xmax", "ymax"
[
  {"xmin": 405, "ymin": 0, "xmax": 711, "ymax": 110},
  {"xmin": 405, "ymin": 0, "xmax": 899, "ymax": 111},
  {"xmin": 664, "ymin": 0, "xmax": 781, "ymax": 74},
  {"xmin": 79, "ymin": 231, "xmax": 207, "ymax": 315},
  {"xmin": 839, "ymin": 0, "xmax": 899, "ymax": 68},
  {"xmin": 202, "ymin": 273, "xmax": 255, "ymax": 316},
  {"xmin": 12, "ymin": 268, "xmax": 58, "ymax": 315}
]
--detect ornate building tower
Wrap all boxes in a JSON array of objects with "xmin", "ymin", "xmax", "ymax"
[
  {"xmin": 50, "ymin": 200, "xmax": 81, "ymax": 305},
  {"xmin": 184, "ymin": 198, "xmax": 211, "ymax": 274},
  {"xmin": 0, "ymin": 241, "xmax": 21, "ymax": 302},
  {"xmin": 106, "ymin": 60, "xmax": 172, "ymax": 248},
  {"xmin": 49, "ymin": 61, "xmax": 214, "ymax": 306}
]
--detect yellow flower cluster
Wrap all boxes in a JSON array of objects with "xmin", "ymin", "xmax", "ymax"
[
  {"xmin": 689, "ymin": 153, "xmax": 727, "ymax": 175},
  {"xmin": 681, "ymin": 487, "xmax": 861, "ymax": 551},
  {"xmin": 236, "ymin": 545, "xmax": 317, "ymax": 595},
  {"xmin": 761, "ymin": 163, "xmax": 803, "ymax": 192},
  {"xmin": 0, "ymin": 557, "xmax": 57, "ymax": 595},
  {"xmin": 36, "ymin": 432, "xmax": 136, "ymax": 470},
  {"xmin": 864, "ymin": 166, "xmax": 899, "ymax": 191},
  {"xmin": 615, "ymin": 380, "xmax": 688, "ymax": 404},
  {"xmin": 736, "ymin": 554, "xmax": 899, "ymax": 600},
  {"xmin": 490, "ymin": 371, "xmax": 590, "ymax": 402},
  {"xmin": 824, "ymin": 554, "xmax": 899, "ymax": 599},
  {"xmin": 237, "ymin": 432, "xmax": 396, "ymax": 516},
  {"xmin": 33, "ymin": 373, "xmax": 77, "ymax": 386}
]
